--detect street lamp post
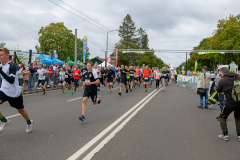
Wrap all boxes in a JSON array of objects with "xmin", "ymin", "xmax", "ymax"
[
  {"xmin": 105, "ymin": 30, "xmax": 118, "ymax": 67},
  {"xmin": 75, "ymin": 29, "xmax": 78, "ymax": 65}
]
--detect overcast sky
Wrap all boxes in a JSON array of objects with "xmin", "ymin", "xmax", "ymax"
[{"xmin": 1, "ymin": 0, "xmax": 240, "ymax": 67}]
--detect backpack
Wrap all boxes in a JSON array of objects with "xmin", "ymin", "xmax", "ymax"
[{"xmin": 232, "ymin": 75, "xmax": 240, "ymax": 102}]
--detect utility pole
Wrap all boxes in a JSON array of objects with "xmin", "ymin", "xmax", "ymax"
[
  {"xmin": 185, "ymin": 52, "xmax": 187, "ymax": 75},
  {"xmin": 105, "ymin": 30, "xmax": 118, "ymax": 67},
  {"xmin": 75, "ymin": 29, "xmax": 78, "ymax": 65}
]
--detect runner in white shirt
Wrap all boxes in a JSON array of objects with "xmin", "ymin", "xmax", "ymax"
[
  {"xmin": 0, "ymin": 48, "xmax": 33, "ymax": 133},
  {"xmin": 58, "ymin": 67, "xmax": 66, "ymax": 93},
  {"xmin": 36, "ymin": 64, "xmax": 47, "ymax": 95}
]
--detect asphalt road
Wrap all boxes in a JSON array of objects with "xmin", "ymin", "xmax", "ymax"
[{"xmin": 0, "ymin": 82, "xmax": 239, "ymax": 160}]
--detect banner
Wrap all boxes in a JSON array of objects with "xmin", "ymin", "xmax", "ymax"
[
  {"xmin": 198, "ymin": 52, "xmax": 225, "ymax": 55},
  {"xmin": 115, "ymin": 50, "xmax": 118, "ymax": 67},
  {"xmin": 182, "ymin": 66, "xmax": 184, "ymax": 72},
  {"xmin": 83, "ymin": 36, "xmax": 88, "ymax": 63},
  {"xmin": 122, "ymin": 51, "xmax": 145, "ymax": 54},
  {"xmin": 194, "ymin": 60, "xmax": 198, "ymax": 71}
]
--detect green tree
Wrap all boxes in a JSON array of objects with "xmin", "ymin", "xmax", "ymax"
[
  {"xmin": 118, "ymin": 14, "xmax": 137, "ymax": 44},
  {"xmin": 35, "ymin": 22, "xmax": 75, "ymax": 60},
  {"xmin": 137, "ymin": 27, "xmax": 149, "ymax": 49},
  {"xmin": 0, "ymin": 42, "xmax": 6, "ymax": 48}
]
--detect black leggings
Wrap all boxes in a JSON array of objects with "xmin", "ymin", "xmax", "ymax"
[{"xmin": 156, "ymin": 80, "xmax": 160, "ymax": 88}]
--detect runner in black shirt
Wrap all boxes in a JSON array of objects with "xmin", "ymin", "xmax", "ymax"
[
  {"xmin": 106, "ymin": 65, "xmax": 114, "ymax": 93},
  {"xmin": 79, "ymin": 61, "xmax": 101, "ymax": 121},
  {"xmin": 118, "ymin": 65, "xmax": 129, "ymax": 96},
  {"xmin": 129, "ymin": 66, "xmax": 136, "ymax": 92},
  {"xmin": 104, "ymin": 67, "xmax": 108, "ymax": 87},
  {"xmin": 63, "ymin": 66, "xmax": 74, "ymax": 95}
]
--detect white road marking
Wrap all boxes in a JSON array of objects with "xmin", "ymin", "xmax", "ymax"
[
  {"xmin": 67, "ymin": 87, "xmax": 161, "ymax": 160},
  {"xmin": 83, "ymin": 87, "xmax": 164, "ymax": 160},
  {"xmin": 6, "ymin": 114, "xmax": 21, "ymax": 119},
  {"xmin": 68, "ymin": 97, "xmax": 83, "ymax": 102}
]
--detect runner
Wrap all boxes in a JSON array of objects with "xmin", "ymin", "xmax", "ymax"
[
  {"xmin": 92, "ymin": 63, "xmax": 100, "ymax": 91},
  {"xmin": 136, "ymin": 66, "xmax": 142, "ymax": 87},
  {"xmin": 154, "ymin": 69, "xmax": 162, "ymax": 89},
  {"xmin": 125, "ymin": 66, "xmax": 130, "ymax": 89},
  {"xmin": 149, "ymin": 70, "xmax": 153, "ymax": 89},
  {"xmin": 0, "ymin": 47, "xmax": 33, "ymax": 133},
  {"xmin": 100, "ymin": 67, "xmax": 105, "ymax": 86},
  {"xmin": 58, "ymin": 67, "xmax": 66, "ymax": 93},
  {"xmin": 106, "ymin": 65, "xmax": 114, "ymax": 93},
  {"xmin": 104, "ymin": 67, "xmax": 108, "ymax": 87},
  {"xmin": 162, "ymin": 67, "xmax": 170, "ymax": 91},
  {"xmin": 63, "ymin": 66, "xmax": 74, "ymax": 95},
  {"xmin": 143, "ymin": 65, "xmax": 151, "ymax": 92},
  {"xmin": 36, "ymin": 64, "xmax": 47, "ymax": 95},
  {"xmin": 118, "ymin": 65, "xmax": 129, "ymax": 96},
  {"xmin": 129, "ymin": 66, "xmax": 136, "ymax": 92},
  {"xmin": 73, "ymin": 65, "xmax": 81, "ymax": 91},
  {"xmin": 79, "ymin": 61, "xmax": 101, "ymax": 121}
]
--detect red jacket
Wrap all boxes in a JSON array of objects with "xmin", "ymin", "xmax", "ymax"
[{"xmin": 48, "ymin": 68, "xmax": 56, "ymax": 77}]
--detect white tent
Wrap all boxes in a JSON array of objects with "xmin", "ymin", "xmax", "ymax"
[{"xmin": 97, "ymin": 61, "xmax": 111, "ymax": 67}]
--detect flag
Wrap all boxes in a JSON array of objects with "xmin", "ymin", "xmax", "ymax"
[
  {"xmin": 115, "ymin": 50, "xmax": 118, "ymax": 67},
  {"xmin": 194, "ymin": 60, "xmax": 198, "ymax": 71},
  {"xmin": 83, "ymin": 36, "xmax": 88, "ymax": 63}
]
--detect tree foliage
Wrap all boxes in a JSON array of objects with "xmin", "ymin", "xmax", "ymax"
[
  {"xmin": 180, "ymin": 14, "xmax": 240, "ymax": 71},
  {"xmin": 35, "ymin": 22, "xmax": 90, "ymax": 61},
  {"xmin": 0, "ymin": 42, "xmax": 6, "ymax": 48}
]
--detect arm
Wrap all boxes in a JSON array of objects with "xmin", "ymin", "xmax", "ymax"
[
  {"xmin": 216, "ymin": 79, "xmax": 224, "ymax": 93},
  {"xmin": 0, "ymin": 64, "xmax": 16, "ymax": 84}
]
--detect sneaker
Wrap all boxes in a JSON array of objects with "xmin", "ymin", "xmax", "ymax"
[
  {"xmin": 126, "ymin": 89, "xmax": 128, "ymax": 93},
  {"xmin": 63, "ymin": 90, "xmax": 67, "ymax": 94},
  {"xmin": 0, "ymin": 119, "xmax": 11, "ymax": 133},
  {"xmin": 216, "ymin": 117, "xmax": 220, "ymax": 121},
  {"xmin": 238, "ymin": 136, "xmax": 240, "ymax": 142},
  {"xmin": 130, "ymin": 89, "xmax": 132, "ymax": 92},
  {"xmin": 163, "ymin": 88, "xmax": 166, "ymax": 91},
  {"xmin": 79, "ymin": 115, "xmax": 85, "ymax": 121},
  {"xmin": 98, "ymin": 96, "xmax": 101, "ymax": 104},
  {"xmin": 43, "ymin": 88, "xmax": 46, "ymax": 95},
  {"xmin": 218, "ymin": 134, "xmax": 229, "ymax": 141},
  {"xmin": 72, "ymin": 90, "xmax": 74, "ymax": 95},
  {"xmin": 118, "ymin": 92, "xmax": 121, "ymax": 96},
  {"xmin": 109, "ymin": 90, "xmax": 111, "ymax": 93},
  {"xmin": 197, "ymin": 106, "xmax": 203, "ymax": 109},
  {"xmin": 26, "ymin": 120, "xmax": 34, "ymax": 133}
]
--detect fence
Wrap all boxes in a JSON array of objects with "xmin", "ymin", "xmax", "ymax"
[{"xmin": 177, "ymin": 74, "xmax": 198, "ymax": 91}]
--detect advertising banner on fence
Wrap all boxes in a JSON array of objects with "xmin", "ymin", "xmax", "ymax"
[{"xmin": 83, "ymin": 36, "xmax": 88, "ymax": 63}]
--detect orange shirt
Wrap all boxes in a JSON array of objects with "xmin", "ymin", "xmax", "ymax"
[{"xmin": 143, "ymin": 69, "xmax": 151, "ymax": 78}]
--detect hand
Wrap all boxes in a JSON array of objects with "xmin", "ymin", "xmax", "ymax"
[
  {"xmin": 0, "ymin": 64, "xmax": 2, "ymax": 68},
  {"xmin": 82, "ymin": 85, "xmax": 85, "ymax": 89}
]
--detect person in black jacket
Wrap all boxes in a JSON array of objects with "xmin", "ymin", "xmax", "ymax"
[{"xmin": 217, "ymin": 67, "xmax": 240, "ymax": 141}]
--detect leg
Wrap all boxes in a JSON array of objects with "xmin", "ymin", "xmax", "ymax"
[
  {"xmin": 119, "ymin": 83, "xmax": 122, "ymax": 92},
  {"xmin": 200, "ymin": 96, "xmax": 203, "ymax": 107},
  {"xmin": 219, "ymin": 106, "xmax": 233, "ymax": 135},
  {"xmin": 234, "ymin": 109, "xmax": 240, "ymax": 135},
  {"xmin": 62, "ymin": 81, "xmax": 66, "ymax": 91},
  {"xmin": 17, "ymin": 108, "xmax": 30, "ymax": 120},
  {"xmin": 82, "ymin": 97, "xmax": 88, "ymax": 116},
  {"xmin": 205, "ymin": 89, "xmax": 209, "ymax": 107}
]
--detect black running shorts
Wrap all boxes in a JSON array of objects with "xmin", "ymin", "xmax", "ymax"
[
  {"xmin": 120, "ymin": 78, "xmax": 127, "ymax": 85},
  {"xmin": 0, "ymin": 91, "xmax": 24, "ymax": 109},
  {"xmin": 107, "ymin": 77, "xmax": 113, "ymax": 83},
  {"xmin": 83, "ymin": 89, "xmax": 98, "ymax": 102}
]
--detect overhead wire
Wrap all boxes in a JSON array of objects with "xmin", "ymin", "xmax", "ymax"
[{"xmin": 48, "ymin": 0, "xmax": 119, "ymax": 38}]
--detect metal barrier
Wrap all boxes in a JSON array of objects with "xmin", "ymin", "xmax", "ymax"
[{"xmin": 177, "ymin": 75, "xmax": 198, "ymax": 91}]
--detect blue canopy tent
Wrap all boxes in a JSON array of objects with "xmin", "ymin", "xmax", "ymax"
[
  {"xmin": 52, "ymin": 57, "xmax": 64, "ymax": 65},
  {"xmin": 37, "ymin": 54, "xmax": 52, "ymax": 64}
]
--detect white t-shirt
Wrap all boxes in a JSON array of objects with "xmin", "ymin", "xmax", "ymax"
[
  {"xmin": 59, "ymin": 71, "xmax": 65, "ymax": 81},
  {"xmin": 53, "ymin": 66, "xmax": 57, "ymax": 71},
  {"xmin": 37, "ymin": 68, "xmax": 47, "ymax": 80},
  {"xmin": 0, "ymin": 61, "xmax": 22, "ymax": 98}
]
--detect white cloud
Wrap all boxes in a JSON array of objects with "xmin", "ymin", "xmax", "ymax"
[{"xmin": 1, "ymin": 0, "xmax": 240, "ymax": 67}]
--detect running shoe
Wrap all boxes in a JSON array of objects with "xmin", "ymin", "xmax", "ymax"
[
  {"xmin": 0, "ymin": 118, "xmax": 11, "ymax": 133},
  {"xmin": 63, "ymin": 90, "xmax": 67, "ymax": 94},
  {"xmin": 26, "ymin": 120, "xmax": 34, "ymax": 133},
  {"xmin": 238, "ymin": 136, "xmax": 240, "ymax": 142},
  {"xmin": 109, "ymin": 90, "xmax": 111, "ymax": 93},
  {"xmin": 126, "ymin": 89, "xmax": 128, "ymax": 93},
  {"xmin": 72, "ymin": 90, "xmax": 74, "ymax": 95},
  {"xmin": 98, "ymin": 96, "xmax": 101, "ymax": 104},
  {"xmin": 163, "ymin": 88, "xmax": 166, "ymax": 91},
  {"xmin": 218, "ymin": 134, "xmax": 229, "ymax": 141},
  {"xmin": 118, "ymin": 92, "xmax": 121, "ymax": 96},
  {"xmin": 130, "ymin": 89, "xmax": 132, "ymax": 92},
  {"xmin": 79, "ymin": 115, "xmax": 85, "ymax": 121}
]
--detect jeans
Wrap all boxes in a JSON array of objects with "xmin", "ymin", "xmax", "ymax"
[
  {"xmin": 74, "ymin": 79, "xmax": 79, "ymax": 90},
  {"xmin": 28, "ymin": 75, "xmax": 33, "ymax": 89},
  {"xmin": 200, "ymin": 88, "xmax": 209, "ymax": 107}
]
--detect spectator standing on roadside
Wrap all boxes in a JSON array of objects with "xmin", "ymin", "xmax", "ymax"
[
  {"xmin": 28, "ymin": 63, "xmax": 37, "ymax": 90},
  {"xmin": 23, "ymin": 67, "xmax": 30, "ymax": 91},
  {"xmin": 197, "ymin": 66, "xmax": 211, "ymax": 109},
  {"xmin": 18, "ymin": 64, "xmax": 24, "ymax": 87},
  {"xmin": 217, "ymin": 67, "xmax": 240, "ymax": 141},
  {"xmin": 73, "ymin": 65, "xmax": 81, "ymax": 91}
]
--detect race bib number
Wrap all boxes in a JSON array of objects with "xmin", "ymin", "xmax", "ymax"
[
  {"xmin": 85, "ymin": 79, "xmax": 90, "ymax": 84},
  {"xmin": 130, "ymin": 74, "xmax": 134, "ymax": 77},
  {"xmin": 144, "ymin": 78, "xmax": 148, "ymax": 80},
  {"xmin": 98, "ymin": 76, "xmax": 102, "ymax": 78},
  {"xmin": 163, "ymin": 74, "xmax": 167, "ymax": 77},
  {"xmin": 40, "ymin": 75, "xmax": 44, "ymax": 79},
  {"xmin": 156, "ymin": 76, "xmax": 160, "ymax": 79},
  {"xmin": 65, "ymin": 75, "xmax": 68, "ymax": 78},
  {"xmin": 137, "ymin": 75, "xmax": 139, "ymax": 77},
  {"xmin": 75, "ymin": 73, "xmax": 78, "ymax": 75}
]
